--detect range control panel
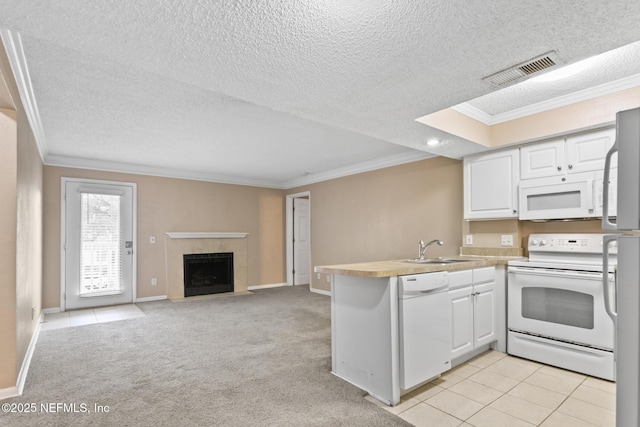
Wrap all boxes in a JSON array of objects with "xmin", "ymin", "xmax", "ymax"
[{"xmin": 528, "ymin": 233, "xmax": 617, "ymax": 254}]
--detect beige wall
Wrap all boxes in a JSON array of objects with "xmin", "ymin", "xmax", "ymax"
[
  {"xmin": 417, "ymin": 109, "xmax": 491, "ymax": 147},
  {"xmin": 289, "ymin": 157, "xmax": 463, "ymax": 292},
  {"xmin": 0, "ymin": 110, "xmax": 18, "ymax": 389},
  {"xmin": 0, "ymin": 38, "xmax": 43, "ymax": 391},
  {"xmin": 14, "ymin": 106, "xmax": 43, "ymax": 385},
  {"xmin": 491, "ymin": 86, "xmax": 640, "ymax": 146},
  {"xmin": 462, "ymin": 218, "xmax": 602, "ymax": 256},
  {"xmin": 43, "ymin": 167, "xmax": 285, "ymax": 308}
]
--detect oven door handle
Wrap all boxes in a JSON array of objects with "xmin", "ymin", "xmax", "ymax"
[
  {"xmin": 602, "ymin": 235, "xmax": 618, "ymax": 323},
  {"xmin": 508, "ymin": 266, "xmax": 602, "ymax": 280}
]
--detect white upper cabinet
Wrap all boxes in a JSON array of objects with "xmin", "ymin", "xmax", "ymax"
[
  {"xmin": 464, "ymin": 148, "xmax": 519, "ymax": 220},
  {"xmin": 565, "ymin": 128, "xmax": 617, "ymax": 173},
  {"xmin": 520, "ymin": 139, "xmax": 564, "ymax": 179},
  {"xmin": 520, "ymin": 128, "xmax": 616, "ymax": 179}
]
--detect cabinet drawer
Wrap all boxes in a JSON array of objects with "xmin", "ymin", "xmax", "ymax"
[
  {"xmin": 448, "ymin": 269, "xmax": 473, "ymax": 290},
  {"xmin": 473, "ymin": 267, "xmax": 495, "ymax": 284}
]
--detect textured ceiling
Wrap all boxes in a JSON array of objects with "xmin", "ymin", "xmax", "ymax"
[
  {"xmin": 466, "ymin": 40, "xmax": 640, "ymax": 117},
  {"xmin": 0, "ymin": 1, "xmax": 640, "ymax": 187}
]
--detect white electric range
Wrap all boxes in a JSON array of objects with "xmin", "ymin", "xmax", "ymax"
[{"xmin": 507, "ymin": 233, "xmax": 617, "ymax": 381}]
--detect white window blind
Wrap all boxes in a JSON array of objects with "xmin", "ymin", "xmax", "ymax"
[{"xmin": 79, "ymin": 193, "xmax": 122, "ymax": 296}]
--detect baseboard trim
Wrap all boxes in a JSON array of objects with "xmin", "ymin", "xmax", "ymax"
[
  {"xmin": 43, "ymin": 307, "xmax": 62, "ymax": 314},
  {"xmin": 0, "ymin": 386, "xmax": 19, "ymax": 400},
  {"xmin": 310, "ymin": 287, "xmax": 331, "ymax": 296},
  {"xmin": 135, "ymin": 295, "xmax": 167, "ymax": 303},
  {"xmin": 247, "ymin": 283, "xmax": 286, "ymax": 290},
  {"xmin": 8, "ymin": 312, "xmax": 45, "ymax": 398}
]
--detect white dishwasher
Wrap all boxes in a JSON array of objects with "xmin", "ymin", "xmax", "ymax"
[{"xmin": 398, "ymin": 271, "xmax": 451, "ymax": 390}]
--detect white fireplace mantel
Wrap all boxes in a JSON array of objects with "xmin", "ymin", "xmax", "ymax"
[{"xmin": 165, "ymin": 232, "xmax": 249, "ymax": 239}]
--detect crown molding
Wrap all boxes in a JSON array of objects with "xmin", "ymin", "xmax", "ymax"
[
  {"xmin": 450, "ymin": 103, "xmax": 495, "ymax": 124},
  {"xmin": 0, "ymin": 29, "xmax": 47, "ymax": 161},
  {"xmin": 44, "ymin": 154, "xmax": 285, "ymax": 189},
  {"xmin": 454, "ymin": 72, "xmax": 640, "ymax": 125},
  {"xmin": 47, "ymin": 150, "xmax": 434, "ymax": 190},
  {"xmin": 283, "ymin": 150, "xmax": 434, "ymax": 189}
]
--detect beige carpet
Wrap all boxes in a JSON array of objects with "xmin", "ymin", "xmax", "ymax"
[{"xmin": 1, "ymin": 286, "xmax": 411, "ymax": 426}]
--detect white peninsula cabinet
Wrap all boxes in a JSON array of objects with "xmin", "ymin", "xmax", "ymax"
[
  {"xmin": 449, "ymin": 267, "xmax": 499, "ymax": 363},
  {"xmin": 463, "ymin": 148, "xmax": 520, "ymax": 220},
  {"xmin": 318, "ymin": 260, "xmax": 507, "ymax": 406}
]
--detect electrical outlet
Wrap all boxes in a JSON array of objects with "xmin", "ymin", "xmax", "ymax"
[
  {"xmin": 317, "ymin": 273, "xmax": 321, "ymax": 280},
  {"xmin": 150, "ymin": 236, "xmax": 156, "ymax": 244},
  {"xmin": 151, "ymin": 278, "xmax": 157, "ymax": 286},
  {"xmin": 466, "ymin": 234, "xmax": 473, "ymax": 245},
  {"xmin": 326, "ymin": 275, "xmax": 331, "ymax": 283},
  {"xmin": 501, "ymin": 234, "xmax": 513, "ymax": 246}
]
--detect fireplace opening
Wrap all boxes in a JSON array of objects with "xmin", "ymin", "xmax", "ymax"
[{"xmin": 183, "ymin": 252, "xmax": 234, "ymax": 297}]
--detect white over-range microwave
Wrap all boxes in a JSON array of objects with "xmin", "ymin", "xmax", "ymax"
[{"xmin": 518, "ymin": 171, "xmax": 617, "ymax": 220}]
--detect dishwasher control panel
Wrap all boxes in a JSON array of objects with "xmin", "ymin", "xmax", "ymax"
[{"xmin": 398, "ymin": 271, "xmax": 448, "ymax": 294}]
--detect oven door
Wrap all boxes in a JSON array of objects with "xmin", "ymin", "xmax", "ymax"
[{"xmin": 508, "ymin": 266, "xmax": 614, "ymax": 350}]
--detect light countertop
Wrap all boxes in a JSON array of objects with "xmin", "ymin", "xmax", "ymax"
[{"xmin": 314, "ymin": 255, "xmax": 523, "ymax": 278}]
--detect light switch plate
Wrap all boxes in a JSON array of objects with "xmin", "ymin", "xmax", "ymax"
[
  {"xmin": 501, "ymin": 234, "xmax": 513, "ymax": 246},
  {"xmin": 466, "ymin": 234, "xmax": 473, "ymax": 245}
]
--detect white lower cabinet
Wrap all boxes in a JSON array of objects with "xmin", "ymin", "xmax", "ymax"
[{"xmin": 449, "ymin": 267, "xmax": 496, "ymax": 360}]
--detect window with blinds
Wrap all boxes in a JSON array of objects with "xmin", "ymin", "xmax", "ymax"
[{"xmin": 79, "ymin": 192, "xmax": 122, "ymax": 296}]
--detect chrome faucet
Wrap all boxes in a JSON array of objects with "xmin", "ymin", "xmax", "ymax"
[{"xmin": 418, "ymin": 239, "xmax": 444, "ymax": 259}]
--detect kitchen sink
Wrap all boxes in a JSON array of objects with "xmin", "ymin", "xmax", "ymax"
[{"xmin": 398, "ymin": 258, "xmax": 474, "ymax": 264}]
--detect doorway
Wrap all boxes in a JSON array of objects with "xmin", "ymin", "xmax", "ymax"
[
  {"xmin": 286, "ymin": 192, "xmax": 311, "ymax": 287},
  {"xmin": 61, "ymin": 178, "xmax": 136, "ymax": 311}
]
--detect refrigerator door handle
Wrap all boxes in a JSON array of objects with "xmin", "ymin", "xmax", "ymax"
[
  {"xmin": 602, "ymin": 140, "xmax": 618, "ymax": 231},
  {"xmin": 602, "ymin": 235, "xmax": 618, "ymax": 322}
]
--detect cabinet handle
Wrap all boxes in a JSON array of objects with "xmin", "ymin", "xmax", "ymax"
[
  {"xmin": 512, "ymin": 209, "xmax": 517, "ymax": 214},
  {"xmin": 557, "ymin": 166, "xmax": 562, "ymax": 171},
  {"xmin": 568, "ymin": 164, "xmax": 573, "ymax": 169}
]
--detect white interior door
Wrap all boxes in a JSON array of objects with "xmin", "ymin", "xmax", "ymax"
[
  {"xmin": 293, "ymin": 198, "xmax": 310, "ymax": 286},
  {"xmin": 63, "ymin": 179, "xmax": 136, "ymax": 310}
]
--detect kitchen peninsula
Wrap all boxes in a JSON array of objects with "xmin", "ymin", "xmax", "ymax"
[{"xmin": 315, "ymin": 257, "xmax": 511, "ymax": 406}]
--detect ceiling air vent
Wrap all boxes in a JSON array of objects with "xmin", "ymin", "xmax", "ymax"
[{"xmin": 482, "ymin": 51, "xmax": 563, "ymax": 87}]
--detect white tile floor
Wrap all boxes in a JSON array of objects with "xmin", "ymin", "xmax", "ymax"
[
  {"xmin": 41, "ymin": 304, "xmax": 145, "ymax": 331},
  {"xmin": 366, "ymin": 351, "xmax": 616, "ymax": 427}
]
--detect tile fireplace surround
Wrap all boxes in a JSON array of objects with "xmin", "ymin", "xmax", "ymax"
[{"xmin": 165, "ymin": 232, "xmax": 249, "ymax": 299}]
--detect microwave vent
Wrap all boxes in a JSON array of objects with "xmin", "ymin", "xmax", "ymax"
[{"xmin": 482, "ymin": 51, "xmax": 563, "ymax": 87}]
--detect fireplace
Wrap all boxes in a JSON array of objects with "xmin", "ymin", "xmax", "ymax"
[{"xmin": 183, "ymin": 252, "xmax": 234, "ymax": 297}]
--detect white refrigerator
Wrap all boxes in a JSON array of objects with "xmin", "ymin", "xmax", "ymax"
[{"xmin": 602, "ymin": 106, "xmax": 640, "ymax": 427}]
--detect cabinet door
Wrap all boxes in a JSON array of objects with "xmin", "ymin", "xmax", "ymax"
[
  {"xmin": 520, "ymin": 139, "xmax": 564, "ymax": 179},
  {"xmin": 464, "ymin": 148, "xmax": 519, "ymax": 219},
  {"xmin": 473, "ymin": 281, "xmax": 496, "ymax": 347},
  {"xmin": 450, "ymin": 286, "xmax": 474, "ymax": 359},
  {"xmin": 566, "ymin": 128, "xmax": 616, "ymax": 174}
]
